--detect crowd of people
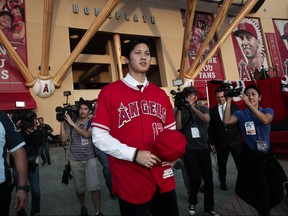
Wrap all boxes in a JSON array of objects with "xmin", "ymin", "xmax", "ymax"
[{"xmin": 1, "ymin": 37, "xmax": 288, "ymax": 216}]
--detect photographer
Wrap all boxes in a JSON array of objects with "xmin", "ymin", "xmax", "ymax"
[
  {"xmin": 60, "ymin": 99, "xmax": 103, "ymax": 216},
  {"xmin": 223, "ymin": 85, "xmax": 287, "ymax": 216},
  {"xmin": 11, "ymin": 110, "xmax": 42, "ymax": 216},
  {"xmin": 175, "ymin": 86, "xmax": 218, "ymax": 216}
]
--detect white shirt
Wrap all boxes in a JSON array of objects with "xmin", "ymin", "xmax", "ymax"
[{"xmin": 218, "ymin": 102, "xmax": 226, "ymax": 121}]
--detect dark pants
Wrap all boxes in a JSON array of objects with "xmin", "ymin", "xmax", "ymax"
[
  {"xmin": 95, "ymin": 147, "xmax": 112, "ymax": 193},
  {"xmin": 39, "ymin": 140, "xmax": 51, "ymax": 164},
  {"xmin": 118, "ymin": 189, "xmax": 179, "ymax": 216},
  {"xmin": 13, "ymin": 166, "xmax": 41, "ymax": 216},
  {"xmin": 0, "ymin": 180, "xmax": 12, "ymax": 216},
  {"xmin": 184, "ymin": 148, "xmax": 215, "ymax": 212},
  {"xmin": 216, "ymin": 141, "xmax": 241, "ymax": 184}
]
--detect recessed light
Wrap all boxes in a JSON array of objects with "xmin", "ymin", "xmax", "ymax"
[{"xmin": 70, "ymin": 35, "xmax": 79, "ymax": 39}]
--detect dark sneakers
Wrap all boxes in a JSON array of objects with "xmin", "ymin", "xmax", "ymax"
[
  {"xmin": 80, "ymin": 207, "xmax": 88, "ymax": 216},
  {"xmin": 206, "ymin": 210, "xmax": 220, "ymax": 216},
  {"xmin": 96, "ymin": 212, "xmax": 104, "ymax": 216},
  {"xmin": 188, "ymin": 204, "xmax": 196, "ymax": 215}
]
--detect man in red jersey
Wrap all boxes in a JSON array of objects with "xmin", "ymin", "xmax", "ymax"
[{"xmin": 91, "ymin": 38, "xmax": 179, "ymax": 216}]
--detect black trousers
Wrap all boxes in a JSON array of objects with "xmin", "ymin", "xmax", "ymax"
[
  {"xmin": 118, "ymin": 189, "xmax": 179, "ymax": 216},
  {"xmin": 0, "ymin": 180, "xmax": 12, "ymax": 216},
  {"xmin": 216, "ymin": 141, "xmax": 241, "ymax": 184},
  {"xmin": 184, "ymin": 148, "xmax": 215, "ymax": 212}
]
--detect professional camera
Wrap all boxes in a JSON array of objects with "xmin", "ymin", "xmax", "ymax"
[
  {"xmin": 55, "ymin": 91, "xmax": 79, "ymax": 122},
  {"xmin": 170, "ymin": 89, "xmax": 189, "ymax": 110},
  {"xmin": 210, "ymin": 80, "xmax": 243, "ymax": 97}
]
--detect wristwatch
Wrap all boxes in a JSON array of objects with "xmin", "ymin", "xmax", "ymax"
[{"xmin": 17, "ymin": 185, "xmax": 30, "ymax": 193}]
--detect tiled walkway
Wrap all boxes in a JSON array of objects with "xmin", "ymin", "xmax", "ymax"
[{"xmin": 9, "ymin": 146, "xmax": 288, "ymax": 216}]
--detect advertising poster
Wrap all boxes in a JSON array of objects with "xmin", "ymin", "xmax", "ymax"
[
  {"xmin": 180, "ymin": 10, "xmax": 225, "ymax": 98},
  {"xmin": 272, "ymin": 19, "xmax": 288, "ymax": 76},
  {"xmin": 0, "ymin": 0, "xmax": 27, "ymax": 92},
  {"xmin": 229, "ymin": 17, "xmax": 268, "ymax": 81}
]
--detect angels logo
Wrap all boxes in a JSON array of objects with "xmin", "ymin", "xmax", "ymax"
[{"xmin": 118, "ymin": 100, "xmax": 167, "ymax": 128}]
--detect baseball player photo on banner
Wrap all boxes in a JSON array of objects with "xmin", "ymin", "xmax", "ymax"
[
  {"xmin": 272, "ymin": 19, "xmax": 288, "ymax": 77},
  {"xmin": 180, "ymin": 9, "xmax": 225, "ymax": 98},
  {"xmin": 0, "ymin": 0, "xmax": 27, "ymax": 91},
  {"xmin": 229, "ymin": 17, "xmax": 268, "ymax": 81}
]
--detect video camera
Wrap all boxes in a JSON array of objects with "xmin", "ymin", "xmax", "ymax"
[
  {"xmin": 55, "ymin": 91, "xmax": 94, "ymax": 122},
  {"xmin": 210, "ymin": 80, "xmax": 243, "ymax": 97},
  {"xmin": 170, "ymin": 78, "xmax": 189, "ymax": 110},
  {"xmin": 55, "ymin": 91, "xmax": 79, "ymax": 122}
]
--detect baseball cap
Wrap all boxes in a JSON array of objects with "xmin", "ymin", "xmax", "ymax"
[
  {"xmin": 154, "ymin": 130, "xmax": 187, "ymax": 161},
  {"xmin": 234, "ymin": 22, "xmax": 258, "ymax": 39}
]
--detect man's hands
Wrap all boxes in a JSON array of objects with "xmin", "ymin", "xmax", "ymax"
[
  {"xmin": 14, "ymin": 190, "xmax": 28, "ymax": 212},
  {"xmin": 135, "ymin": 150, "xmax": 161, "ymax": 168},
  {"xmin": 64, "ymin": 112, "xmax": 75, "ymax": 127},
  {"xmin": 134, "ymin": 150, "xmax": 177, "ymax": 168}
]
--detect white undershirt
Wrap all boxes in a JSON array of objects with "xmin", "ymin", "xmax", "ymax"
[{"xmin": 218, "ymin": 102, "xmax": 226, "ymax": 121}]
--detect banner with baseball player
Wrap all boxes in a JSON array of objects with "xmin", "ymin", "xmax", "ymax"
[
  {"xmin": 272, "ymin": 19, "xmax": 288, "ymax": 77},
  {"xmin": 180, "ymin": 10, "xmax": 225, "ymax": 98},
  {"xmin": 0, "ymin": 0, "xmax": 36, "ymax": 109},
  {"xmin": 229, "ymin": 17, "xmax": 269, "ymax": 81}
]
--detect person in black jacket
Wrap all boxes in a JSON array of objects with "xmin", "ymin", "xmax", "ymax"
[
  {"xmin": 176, "ymin": 86, "xmax": 219, "ymax": 216},
  {"xmin": 11, "ymin": 110, "xmax": 42, "ymax": 216},
  {"xmin": 208, "ymin": 87, "xmax": 242, "ymax": 191},
  {"xmin": 37, "ymin": 117, "xmax": 53, "ymax": 166}
]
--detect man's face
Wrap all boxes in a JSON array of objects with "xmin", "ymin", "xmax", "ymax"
[
  {"xmin": 126, "ymin": 43, "xmax": 151, "ymax": 75},
  {"xmin": 216, "ymin": 91, "xmax": 226, "ymax": 105},
  {"xmin": 0, "ymin": 15, "xmax": 12, "ymax": 28},
  {"xmin": 238, "ymin": 32, "xmax": 260, "ymax": 60},
  {"xmin": 187, "ymin": 93, "xmax": 197, "ymax": 105},
  {"xmin": 79, "ymin": 104, "xmax": 90, "ymax": 119}
]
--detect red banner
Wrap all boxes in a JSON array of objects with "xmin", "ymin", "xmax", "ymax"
[
  {"xmin": 265, "ymin": 33, "xmax": 284, "ymax": 77},
  {"xmin": 0, "ymin": 1, "xmax": 36, "ymax": 110},
  {"xmin": 0, "ymin": 0, "xmax": 28, "ymax": 93},
  {"xmin": 180, "ymin": 10, "xmax": 225, "ymax": 98},
  {"xmin": 273, "ymin": 19, "xmax": 288, "ymax": 77}
]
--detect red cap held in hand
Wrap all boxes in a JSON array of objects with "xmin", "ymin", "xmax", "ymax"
[{"xmin": 154, "ymin": 130, "xmax": 187, "ymax": 161}]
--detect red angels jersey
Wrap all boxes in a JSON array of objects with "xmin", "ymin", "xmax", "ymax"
[{"xmin": 91, "ymin": 79, "xmax": 176, "ymax": 204}]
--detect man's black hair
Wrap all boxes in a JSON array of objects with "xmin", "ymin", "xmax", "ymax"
[
  {"xmin": 78, "ymin": 98, "xmax": 92, "ymax": 111},
  {"xmin": 183, "ymin": 86, "xmax": 198, "ymax": 96},
  {"xmin": 215, "ymin": 86, "xmax": 227, "ymax": 95},
  {"xmin": 0, "ymin": 10, "xmax": 14, "ymax": 24},
  {"xmin": 12, "ymin": 110, "xmax": 36, "ymax": 130},
  {"xmin": 124, "ymin": 38, "xmax": 152, "ymax": 60}
]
